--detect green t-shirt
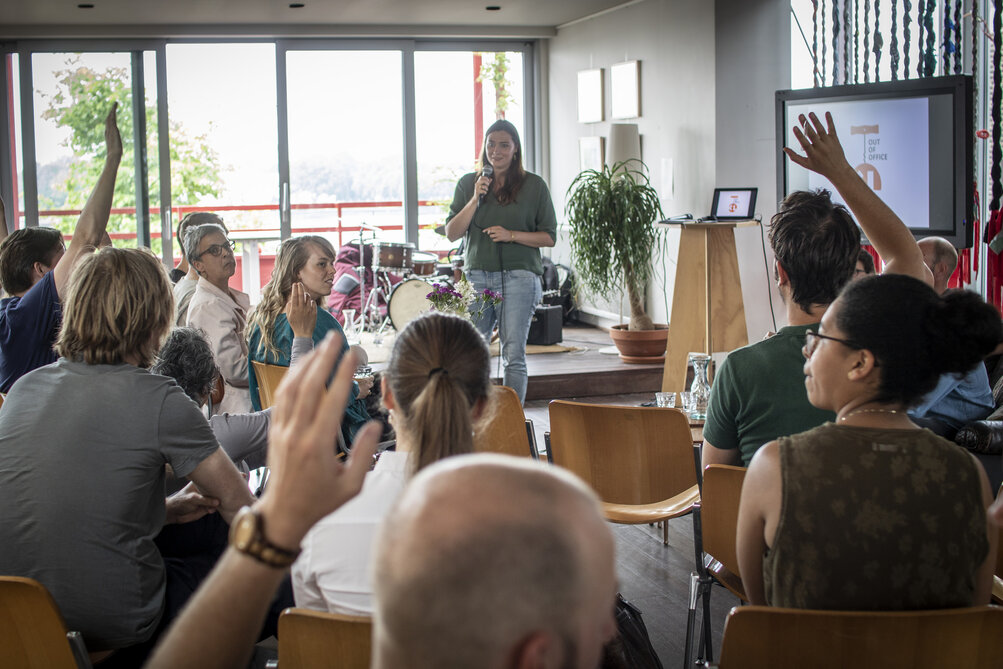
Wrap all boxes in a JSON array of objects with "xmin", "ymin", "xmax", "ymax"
[
  {"xmin": 703, "ymin": 324, "xmax": 836, "ymax": 466},
  {"xmin": 446, "ymin": 171, "xmax": 557, "ymax": 275}
]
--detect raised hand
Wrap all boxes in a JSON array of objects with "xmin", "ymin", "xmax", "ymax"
[
  {"xmin": 285, "ymin": 282, "xmax": 317, "ymax": 338},
  {"xmin": 784, "ymin": 111, "xmax": 854, "ymax": 182},
  {"xmin": 104, "ymin": 102, "xmax": 123, "ymax": 161}
]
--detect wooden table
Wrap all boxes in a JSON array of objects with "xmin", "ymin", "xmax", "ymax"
[{"xmin": 657, "ymin": 220, "xmax": 760, "ymax": 392}]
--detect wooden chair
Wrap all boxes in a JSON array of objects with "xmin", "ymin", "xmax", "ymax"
[
  {"xmin": 0, "ymin": 576, "xmax": 92, "ymax": 669},
  {"xmin": 709, "ymin": 605, "xmax": 1003, "ymax": 668},
  {"xmin": 546, "ymin": 401, "xmax": 700, "ymax": 545},
  {"xmin": 685, "ymin": 464, "xmax": 747, "ymax": 667},
  {"xmin": 252, "ymin": 360, "xmax": 288, "ymax": 410},
  {"xmin": 278, "ymin": 608, "xmax": 371, "ymax": 669},
  {"xmin": 475, "ymin": 385, "xmax": 538, "ymax": 459}
]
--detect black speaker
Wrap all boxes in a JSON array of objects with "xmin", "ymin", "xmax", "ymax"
[{"xmin": 527, "ymin": 304, "xmax": 562, "ymax": 345}]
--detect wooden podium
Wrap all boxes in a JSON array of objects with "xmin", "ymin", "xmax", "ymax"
[{"xmin": 659, "ymin": 220, "xmax": 760, "ymax": 391}]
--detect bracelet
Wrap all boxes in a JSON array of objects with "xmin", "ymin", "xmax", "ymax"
[{"xmin": 510, "ymin": 230, "xmax": 515, "ymax": 242}]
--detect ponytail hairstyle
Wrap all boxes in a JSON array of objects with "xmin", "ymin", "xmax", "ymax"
[
  {"xmin": 385, "ymin": 312, "xmax": 493, "ymax": 473},
  {"xmin": 835, "ymin": 274, "xmax": 1003, "ymax": 406},
  {"xmin": 478, "ymin": 119, "xmax": 526, "ymax": 205},
  {"xmin": 247, "ymin": 236, "xmax": 335, "ymax": 360}
]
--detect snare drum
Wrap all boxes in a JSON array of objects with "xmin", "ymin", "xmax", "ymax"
[
  {"xmin": 387, "ymin": 278, "xmax": 434, "ymax": 332},
  {"xmin": 374, "ymin": 242, "xmax": 414, "ymax": 273},
  {"xmin": 411, "ymin": 252, "xmax": 438, "ymax": 276}
]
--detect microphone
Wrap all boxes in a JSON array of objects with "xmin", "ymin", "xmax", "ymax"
[{"xmin": 478, "ymin": 164, "xmax": 494, "ymax": 206}]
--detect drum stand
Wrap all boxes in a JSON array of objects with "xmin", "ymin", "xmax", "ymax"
[{"xmin": 361, "ymin": 272, "xmax": 394, "ymax": 338}]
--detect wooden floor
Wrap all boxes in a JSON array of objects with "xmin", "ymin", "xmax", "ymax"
[{"xmin": 524, "ymin": 392, "xmax": 739, "ymax": 666}]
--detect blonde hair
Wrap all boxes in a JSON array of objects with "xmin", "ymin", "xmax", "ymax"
[
  {"xmin": 385, "ymin": 312, "xmax": 493, "ymax": 473},
  {"xmin": 246, "ymin": 236, "xmax": 335, "ymax": 360},
  {"xmin": 56, "ymin": 247, "xmax": 173, "ymax": 367}
]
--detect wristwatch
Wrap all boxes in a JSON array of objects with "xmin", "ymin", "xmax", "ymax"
[{"xmin": 228, "ymin": 506, "xmax": 301, "ymax": 569}]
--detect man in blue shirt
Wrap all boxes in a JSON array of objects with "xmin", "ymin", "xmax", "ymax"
[
  {"xmin": 0, "ymin": 104, "xmax": 121, "ymax": 392},
  {"xmin": 909, "ymin": 237, "xmax": 994, "ymax": 438}
]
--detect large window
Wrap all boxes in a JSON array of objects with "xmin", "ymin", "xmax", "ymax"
[
  {"xmin": 285, "ymin": 49, "xmax": 404, "ymax": 250},
  {"xmin": 414, "ymin": 50, "xmax": 525, "ymax": 253},
  {"xmin": 15, "ymin": 50, "xmax": 159, "ymax": 249},
  {"xmin": 2, "ymin": 39, "xmax": 533, "ymax": 289}
]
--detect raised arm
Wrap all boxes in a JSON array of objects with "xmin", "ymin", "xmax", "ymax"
[
  {"xmin": 145, "ymin": 334, "xmax": 379, "ymax": 669},
  {"xmin": 53, "ymin": 103, "xmax": 123, "ymax": 296},
  {"xmin": 785, "ymin": 111, "xmax": 933, "ymax": 285},
  {"xmin": 444, "ymin": 173, "xmax": 492, "ymax": 242}
]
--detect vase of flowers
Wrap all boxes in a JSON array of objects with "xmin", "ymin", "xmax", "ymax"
[{"xmin": 426, "ymin": 278, "xmax": 503, "ymax": 322}]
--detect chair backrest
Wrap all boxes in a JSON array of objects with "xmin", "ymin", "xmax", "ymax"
[
  {"xmin": 717, "ymin": 605, "xmax": 1003, "ymax": 668},
  {"xmin": 547, "ymin": 401, "xmax": 697, "ymax": 505},
  {"xmin": 0, "ymin": 576, "xmax": 82, "ymax": 669},
  {"xmin": 476, "ymin": 386, "xmax": 535, "ymax": 458},
  {"xmin": 252, "ymin": 360, "xmax": 288, "ymax": 410},
  {"xmin": 700, "ymin": 465, "xmax": 747, "ymax": 578},
  {"xmin": 278, "ymin": 608, "xmax": 372, "ymax": 669}
]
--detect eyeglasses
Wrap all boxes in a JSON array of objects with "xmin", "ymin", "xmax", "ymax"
[
  {"xmin": 193, "ymin": 239, "xmax": 236, "ymax": 260},
  {"xmin": 802, "ymin": 329, "xmax": 863, "ymax": 359}
]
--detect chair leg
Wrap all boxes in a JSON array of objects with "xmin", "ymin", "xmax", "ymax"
[
  {"xmin": 663, "ymin": 518, "xmax": 669, "ymax": 545},
  {"xmin": 697, "ymin": 580, "xmax": 714, "ymax": 663},
  {"xmin": 683, "ymin": 571, "xmax": 700, "ymax": 669}
]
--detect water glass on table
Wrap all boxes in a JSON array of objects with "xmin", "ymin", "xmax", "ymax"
[
  {"xmin": 680, "ymin": 391, "xmax": 695, "ymax": 416},
  {"xmin": 655, "ymin": 392, "xmax": 676, "ymax": 408}
]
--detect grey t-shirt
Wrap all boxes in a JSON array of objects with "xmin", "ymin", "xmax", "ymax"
[{"xmin": 0, "ymin": 359, "xmax": 219, "ymax": 649}]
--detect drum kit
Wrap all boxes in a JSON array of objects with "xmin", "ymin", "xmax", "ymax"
[{"xmin": 350, "ymin": 222, "xmax": 459, "ymax": 338}]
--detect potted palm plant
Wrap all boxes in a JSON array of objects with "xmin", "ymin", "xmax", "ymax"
[{"xmin": 565, "ymin": 159, "xmax": 668, "ymax": 362}]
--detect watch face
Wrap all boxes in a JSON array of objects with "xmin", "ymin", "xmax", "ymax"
[{"xmin": 232, "ymin": 508, "xmax": 258, "ymax": 550}]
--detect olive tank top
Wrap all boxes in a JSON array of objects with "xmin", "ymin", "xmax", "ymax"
[{"xmin": 763, "ymin": 423, "xmax": 988, "ymax": 610}]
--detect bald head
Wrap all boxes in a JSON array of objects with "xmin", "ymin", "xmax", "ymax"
[
  {"xmin": 918, "ymin": 236, "xmax": 958, "ymax": 295},
  {"xmin": 372, "ymin": 455, "xmax": 617, "ymax": 669}
]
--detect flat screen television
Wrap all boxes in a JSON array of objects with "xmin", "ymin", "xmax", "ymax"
[{"xmin": 776, "ymin": 75, "xmax": 973, "ymax": 249}]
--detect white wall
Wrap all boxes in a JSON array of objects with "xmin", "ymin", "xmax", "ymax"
[
  {"xmin": 545, "ymin": 0, "xmax": 717, "ymax": 328},
  {"xmin": 715, "ymin": 0, "xmax": 791, "ymax": 340}
]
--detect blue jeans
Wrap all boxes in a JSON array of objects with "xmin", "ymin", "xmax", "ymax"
[{"xmin": 467, "ymin": 269, "xmax": 542, "ymax": 403}]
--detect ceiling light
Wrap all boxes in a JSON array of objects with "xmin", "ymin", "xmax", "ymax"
[
  {"xmin": 486, "ymin": 5, "xmax": 501, "ymax": 10},
  {"xmin": 289, "ymin": 2, "xmax": 305, "ymax": 7},
  {"xmin": 77, "ymin": 3, "xmax": 95, "ymax": 7}
]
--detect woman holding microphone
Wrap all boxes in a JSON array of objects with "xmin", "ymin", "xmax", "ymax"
[{"xmin": 444, "ymin": 119, "xmax": 557, "ymax": 403}]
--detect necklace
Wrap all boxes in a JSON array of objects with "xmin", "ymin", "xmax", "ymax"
[{"xmin": 839, "ymin": 408, "xmax": 903, "ymax": 422}]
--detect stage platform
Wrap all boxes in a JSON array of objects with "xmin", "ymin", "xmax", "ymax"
[{"xmin": 368, "ymin": 323, "xmax": 664, "ymax": 401}]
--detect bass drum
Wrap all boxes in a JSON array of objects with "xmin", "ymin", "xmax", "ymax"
[{"xmin": 387, "ymin": 278, "xmax": 434, "ymax": 332}]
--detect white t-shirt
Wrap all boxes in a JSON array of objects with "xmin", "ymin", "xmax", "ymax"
[{"xmin": 292, "ymin": 451, "xmax": 409, "ymax": 615}]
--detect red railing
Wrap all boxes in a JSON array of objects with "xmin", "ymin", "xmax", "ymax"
[{"xmin": 29, "ymin": 199, "xmax": 445, "ymax": 249}]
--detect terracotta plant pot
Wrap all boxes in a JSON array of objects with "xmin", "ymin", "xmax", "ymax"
[{"xmin": 608, "ymin": 324, "xmax": 669, "ymax": 364}]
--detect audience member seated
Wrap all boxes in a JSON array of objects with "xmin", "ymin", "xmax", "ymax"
[
  {"xmin": 152, "ymin": 285, "xmax": 315, "ymax": 470},
  {"xmin": 908, "ymin": 237, "xmax": 994, "ymax": 438},
  {"xmin": 185, "ymin": 223, "xmax": 251, "ymax": 414},
  {"xmin": 172, "ymin": 212, "xmax": 226, "ymax": 325},
  {"xmin": 371, "ymin": 455, "xmax": 617, "ymax": 669},
  {"xmin": 0, "ymin": 104, "xmax": 121, "ymax": 392},
  {"xmin": 144, "ymin": 334, "xmax": 615, "ymax": 669},
  {"xmin": 737, "ymin": 273, "xmax": 1000, "ymax": 610},
  {"xmin": 0, "ymin": 246, "xmax": 253, "ymax": 662},
  {"xmin": 703, "ymin": 111, "xmax": 934, "ymax": 468},
  {"xmin": 854, "ymin": 247, "xmax": 876, "ymax": 278},
  {"xmin": 292, "ymin": 312, "xmax": 490, "ymax": 615},
  {"xmin": 918, "ymin": 235, "xmax": 959, "ymax": 295},
  {"xmin": 246, "ymin": 235, "xmax": 370, "ymax": 443}
]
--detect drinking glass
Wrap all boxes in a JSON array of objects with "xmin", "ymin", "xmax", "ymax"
[
  {"xmin": 655, "ymin": 392, "xmax": 676, "ymax": 408},
  {"xmin": 680, "ymin": 391, "xmax": 695, "ymax": 416}
]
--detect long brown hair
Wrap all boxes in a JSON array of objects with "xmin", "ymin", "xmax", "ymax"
[
  {"xmin": 478, "ymin": 119, "xmax": 526, "ymax": 205},
  {"xmin": 246, "ymin": 235, "xmax": 335, "ymax": 359},
  {"xmin": 385, "ymin": 312, "xmax": 493, "ymax": 473}
]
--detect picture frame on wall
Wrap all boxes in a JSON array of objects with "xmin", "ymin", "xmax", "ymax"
[
  {"xmin": 610, "ymin": 60, "xmax": 640, "ymax": 119},
  {"xmin": 579, "ymin": 136, "xmax": 604, "ymax": 171},
  {"xmin": 577, "ymin": 68, "xmax": 604, "ymax": 123}
]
